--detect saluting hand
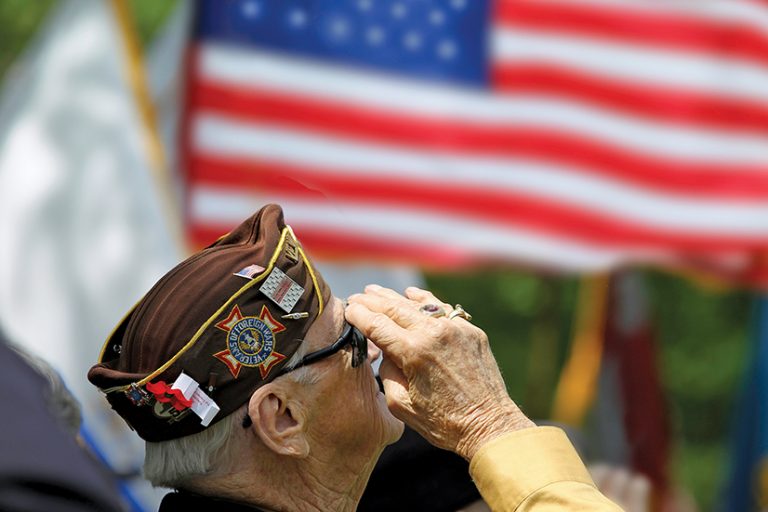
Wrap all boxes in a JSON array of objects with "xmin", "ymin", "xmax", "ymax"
[{"xmin": 346, "ymin": 285, "xmax": 535, "ymax": 460}]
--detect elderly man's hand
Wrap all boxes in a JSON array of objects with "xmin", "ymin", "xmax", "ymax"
[{"xmin": 346, "ymin": 285, "xmax": 535, "ymax": 460}]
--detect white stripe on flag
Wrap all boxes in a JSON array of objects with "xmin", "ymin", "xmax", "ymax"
[
  {"xmin": 198, "ymin": 44, "xmax": 768, "ymax": 164},
  {"xmin": 492, "ymin": 27, "xmax": 768, "ymax": 104},
  {"xmin": 192, "ymin": 114, "xmax": 768, "ymax": 236}
]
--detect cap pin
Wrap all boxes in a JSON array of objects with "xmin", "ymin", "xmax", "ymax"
[{"xmin": 281, "ymin": 312, "xmax": 309, "ymax": 320}]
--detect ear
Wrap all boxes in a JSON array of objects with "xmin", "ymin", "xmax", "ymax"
[{"xmin": 245, "ymin": 384, "xmax": 310, "ymax": 458}]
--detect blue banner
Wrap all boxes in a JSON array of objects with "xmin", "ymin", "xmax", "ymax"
[{"xmin": 721, "ymin": 297, "xmax": 768, "ymax": 511}]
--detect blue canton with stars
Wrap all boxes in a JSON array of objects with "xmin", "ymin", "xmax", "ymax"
[{"xmin": 195, "ymin": 0, "xmax": 492, "ymax": 87}]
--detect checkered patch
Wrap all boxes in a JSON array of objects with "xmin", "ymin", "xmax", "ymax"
[{"xmin": 259, "ymin": 267, "xmax": 305, "ymax": 313}]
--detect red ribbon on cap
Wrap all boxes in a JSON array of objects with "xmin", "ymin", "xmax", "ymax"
[{"xmin": 146, "ymin": 381, "xmax": 193, "ymax": 411}]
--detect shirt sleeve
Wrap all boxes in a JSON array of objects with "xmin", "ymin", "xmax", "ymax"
[{"xmin": 468, "ymin": 426, "xmax": 623, "ymax": 511}]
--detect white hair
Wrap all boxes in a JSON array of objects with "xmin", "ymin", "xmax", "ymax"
[{"xmin": 143, "ymin": 341, "xmax": 320, "ymax": 488}]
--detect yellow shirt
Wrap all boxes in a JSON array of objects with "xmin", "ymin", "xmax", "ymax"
[{"xmin": 469, "ymin": 427, "xmax": 623, "ymax": 511}]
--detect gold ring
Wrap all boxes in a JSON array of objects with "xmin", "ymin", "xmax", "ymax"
[
  {"xmin": 447, "ymin": 304, "xmax": 472, "ymax": 321},
  {"xmin": 419, "ymin": 303, "xmax": 446, "ymax": 318}
]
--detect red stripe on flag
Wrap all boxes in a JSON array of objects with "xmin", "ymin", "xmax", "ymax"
[
  {"xmin": 495, "ymin": 1, "xmax": 768, "ymax": 67},
  {"xmin": 188, "ymin": 154, "xmax": 768, "ymax": 252},
  {"xmin": 492, "ymin": 64, "xmax": 768, "ymax": 135},
  {"xmin": 190, "ymin": 81, "xmax": 768, "ymax": 200}
]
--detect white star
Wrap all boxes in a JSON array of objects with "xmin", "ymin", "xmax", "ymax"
[
  {"xmin": 429, "ymin": 9, "xmax": 445, "ymax": 25},
  {"xmin": 366, "ymin": 26, "xmax": 386, "ymax": 46},
  {"xmin": 403, "ymin": 31, "xmax": 423, "ymax": 51},
  {"xmin": 288, "ymin": 8, "xmax": 307, "ymax": 28},
  {"xmin": 328, "ymin": 16, "xmax": 351, "ymax": 40},
  {"xmin": 437, "ymin": 39, "xmax": 457, "ymax": 60},
  {"xmin": 391, "ymin": 3, "xmax": 407, "ymax": 19},
  {"xmin": 241, "ymin": 0, "xmax": 261, "ymax": 18},
  {"xmin": 450, "ymin": 0, "xmax": 467, "ymax": 10}
]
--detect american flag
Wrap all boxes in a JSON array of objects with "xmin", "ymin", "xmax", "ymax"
[{"xmin": 183, "ymin": 0, "xmax": 768, "ymax": 283}]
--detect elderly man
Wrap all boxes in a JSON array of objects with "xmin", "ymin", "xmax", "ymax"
[{"xmin": 89, "ymin": 204, "xmax": 620, "ymax": 511}]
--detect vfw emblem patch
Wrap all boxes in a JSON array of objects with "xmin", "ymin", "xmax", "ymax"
[{"xmin": 214, "ymin": 305, "xmax": 287, "ymax": 379}]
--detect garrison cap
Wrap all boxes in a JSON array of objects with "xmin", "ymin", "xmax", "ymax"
[{"xmin": 88, "ymin": 204, "xmax": 331, "ymax": 442}]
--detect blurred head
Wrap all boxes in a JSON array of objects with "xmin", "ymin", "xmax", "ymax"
[
  {"xmin": 88, "ymin": 204, "xmax": 401, "ymax": 493},
  {"xmin": 9, "ymin": 343, "xmax": 82, "ymax": 437}
]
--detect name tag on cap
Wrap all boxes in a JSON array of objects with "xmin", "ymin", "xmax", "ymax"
[
  {"xmin": 259, "ymin": 267, "xmax": 304, "ymax": 313},
  {"xmin": 172, "ymin": 372, "xmax": 221, "ymax": 427}
]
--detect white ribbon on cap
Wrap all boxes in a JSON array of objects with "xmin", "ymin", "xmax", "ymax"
[{"xmin": 171, "ymin": 372, "xmax": 221, "ymax": 427}]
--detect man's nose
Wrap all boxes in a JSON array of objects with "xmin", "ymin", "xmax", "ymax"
[{"xmin": 367, "ymin": 339, "xmax": 381, "ymax": 363}]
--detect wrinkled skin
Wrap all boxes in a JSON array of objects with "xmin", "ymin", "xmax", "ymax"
[
  {"xmin": 346, "ymin": 285, "xmax": 535, "ymax": 460},
  {"xmin": 302, "ymin": 296, "xmax": 404, "ymax": 458}
]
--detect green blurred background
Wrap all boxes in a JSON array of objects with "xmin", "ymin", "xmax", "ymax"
[{"xmin": 0, "ymin": 1, "xmax": 753, "ymax": 509}]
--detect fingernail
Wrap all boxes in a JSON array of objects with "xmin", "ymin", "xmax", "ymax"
[{"xmin": 366, "ymin": 284, "xmax": 382, "ymax": 291}]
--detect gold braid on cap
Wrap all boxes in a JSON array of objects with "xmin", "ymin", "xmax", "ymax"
[{"xmin": 102, "ymin": 226, "xmax": 306, "ymax": 394}]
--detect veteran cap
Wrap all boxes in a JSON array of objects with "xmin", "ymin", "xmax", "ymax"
[{"xmin": 88, "ymin": 204, "xmax": 331, "ymax": 442}]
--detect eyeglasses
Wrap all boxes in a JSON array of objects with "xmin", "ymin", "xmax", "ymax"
[
  {"xmin": 275, "ymin": 321, "xmax": 368, "ymax": 376},
  {"xmin": 243, "ymin": 322, "xmax": 368, "ymax": 428}
]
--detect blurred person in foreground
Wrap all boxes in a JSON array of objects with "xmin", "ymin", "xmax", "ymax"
[
  {"xmin": 88, "ymin": 204, "xmax": 619, "ymax": 511},
  {"xmin": 0, "ymin": 329, "xmax": 123, "ymax": 511}
]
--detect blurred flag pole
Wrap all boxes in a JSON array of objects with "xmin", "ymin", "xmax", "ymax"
[
  {"xmin": 109, "ymin": 0, "xmax": 186, "ymax": 255},
  {"xmin": 551, "ymin": 274, "xmax": 610, "ymax": 425},
  {"xmin": 721, "ymin": 295, "xmax": 768, "ymax": 511}
]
